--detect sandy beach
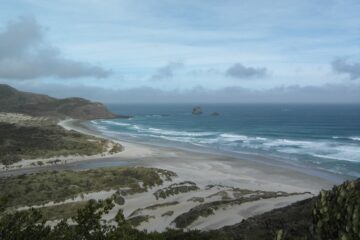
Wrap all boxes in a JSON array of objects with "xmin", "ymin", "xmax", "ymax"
[
  {"xmin": 59, "ymin": 119, "xmax": 340, "ymax": 194},
  {"xmin": 48, "ymin": 119, "xmax": 340, "ymax": 231},
  {"xmin": 2, "ymin": 118, "xmax": 344, "ymax": 232}
]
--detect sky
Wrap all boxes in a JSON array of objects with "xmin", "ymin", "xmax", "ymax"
[{"xmin": 0, "ymin": 0, "xmax": 360, "ymax": 103}]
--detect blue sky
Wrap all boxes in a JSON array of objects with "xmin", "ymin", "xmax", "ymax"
[{"xmin": 0, "ymin": 0, "xmax": 360, "ymax": 102}]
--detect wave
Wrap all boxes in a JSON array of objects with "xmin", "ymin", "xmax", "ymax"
[
  {"xmin": 350, "ymin": 136, "xmax": 360, "ymax": 141},
  {"xmin": 90, "ymin": 120, "xmax": 99, "ymax": 125},
  {"xmin": 100, "ymin": 120, "xmax": 131, "ymax": 127},
  {"xmin": 312, "ymin": 145, "xmax": 360, "ymax": 162},
  {"xmin": 218, "ymin": 134, "xmax": 268, "ymax": 143},
  {"xmin": 147, "ymin": 127, "xmax": 216, "ymax": 137},
  {"xmin": 332, "ymin": 136, "xmax": 360, "ymax": 142},
  {"xmin": 219, "ymin": 133, "xmax": 250, "ymax": 142},
  {"xmin": 261, "ymin": 139, "xmax": 360, "ymax": 163},
  {"xmin": 123, "ymin": 124, "xmax": 216, "ymax": 138},
  {"xmin": 144, "ymin": 114, "xmax": 169, "ymax": 118},
  {"xmin": 91, "ymin": 121, "xmax": 360, "ymax": 163}
]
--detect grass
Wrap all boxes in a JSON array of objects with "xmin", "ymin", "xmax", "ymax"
[
  {"xmin": 129, "ymin": 201, "xmax": 180, "ymax": 218},
  {"xmin": 27, "ymin": 201, "xmax": 89, "ymax": 221},
  {"xmin": 161, "ymin": 211, "xmax": 174, "ymax": 217},
  {"xmin": 173, "ymin": 190, "xmax": 304, "ymax": 228},
  {"xmin": 187, "ymin": 197, "xmax": 205, "ymax": 203},
  {"xmin": 153, "ymin": 181, "xmax": 199, "ymax": 200},
  {"xmin": 128, "ymin": 215, "xmax": 155, "ymax": 227},
  {"xmin": 0, "ymin": 167, "xmax": 175, "ymax": 210},
  {"xmin": 112, "ymin": 191, "xmax": 125, "ymax": 205},
  {"xmin": 144, "ymin": 201, "xmax": 179, "ymax": 210},
  {"xmin": 0, "ymin": 122, "xmax": 115, "ymax": 165}
]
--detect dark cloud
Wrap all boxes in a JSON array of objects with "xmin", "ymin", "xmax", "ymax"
[
  {"xmin": 332, "ymin": 58, "xmax": 360, "ymax": 80},
  {"xmin": 226, "ymin": 63, "xmax": 267, "ymax": 79},
  {"xmin": 150, "ymin": 61, "xmax": 184, "ymax": 81},
  {"xmin": 0, "ymin": 16, "xmax": 111, "ymax": 80}
]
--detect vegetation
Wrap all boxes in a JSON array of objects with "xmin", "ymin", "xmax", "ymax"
[
  {"xmin": 0, "ymin": 167, "xmax": 175, "ymax": 210},
  {"xmin": 0, "ymin": 177, "xmax": 359, "ymax": 239},
  {"xmin": 129, "ymin": 201, "xmax": 180, "ymax": 218},
  {"xmin": 128, "ymin": 215, "xmax": 155, "ymax": 227},
  {"xmin": 173, "ymin": 191, "xmax": 303, "ymax": 228},
  {"xmin": 24, "ymin": 201, "xmax": 89, "ymax": 221},
  {"xmin": 162, "ymin": 211, "xmax": 174, "ymax": 217},
  {"xmin": 312, "ymin": 179, "xmax": 360, "ymax": 240},
  {"xmin": 109, "ymin": 143, "xmax": 123, "ymax": 154},
  {"xmin": 0, "ymin": 122, "xmax": 113, "ymax": 165},
  {"xmin": 187, "ymin": 197, "xmax": 205, "ymax": 203},
  {"xmin": 0, "ymin": 199, "xmax": 228, "ymax": 240},
  {"xmin": 220, "ymin": 178, "xmax": 360, "ymax": 240},
  {"xmin": 144, "ymin": 201, "xmax": 179, "ymax": 210},
  {"xmin": 219, "ymin": 197, "xmax": 316, "ymax": 239},
  {"xmin": 154, "ymin": 181, "xmax": 199, "ymax": 200},
  {"xmin": 0, "ymin": 84, "xmax": 117, "ymax": 120},
  {"xmin": 112, "ymin": 191, "xmax": 125, "ymax": 205}
]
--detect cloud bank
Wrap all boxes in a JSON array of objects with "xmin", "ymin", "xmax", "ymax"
[
  {"xmin": 332, "ymin": 58, "xmax": 360, "ymax": 80},
  {"xmin": 6, "ymin": 82, "xmax": 359, "ymax": 104},
  {"xmin": 226, "ymin": 63, "xmax": 267, "ymax": 79},
  {"xmin": 150, "ymin": 61, "xmax": 184, "ymax": 81},
  {"xmin": 0, "ymin": 16, "xmax": 111, "ymax": 80}
]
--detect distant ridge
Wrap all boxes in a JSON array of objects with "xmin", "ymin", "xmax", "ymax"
[{"xmin": 0, "ymin": 84, "xmax": 117, "ymax": 120}]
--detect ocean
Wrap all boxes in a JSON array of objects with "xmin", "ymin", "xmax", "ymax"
[{"xmin": 88, "ymin": 104, "xmax": 360, "ymax": 179}]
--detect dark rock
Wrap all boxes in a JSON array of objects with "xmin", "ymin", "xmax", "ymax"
[
  {"xmin": 211, "ymin": 112, "xmax": 220, "ymax": 116},
  {"xmin": 192, "ymin": 106, "xmax": 203, "ymax": 115}
]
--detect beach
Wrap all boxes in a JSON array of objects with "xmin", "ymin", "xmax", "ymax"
[
  {"xmin": 29, "ymin": 118, "xmax": 337, "ymax": 231},
  {"xmin": 60, "ymin": 119, "xmax": 339, "ymax": 193},
  {"xmin": 0, "ymin": 118, "xmax": 343, "ymax": 231}
]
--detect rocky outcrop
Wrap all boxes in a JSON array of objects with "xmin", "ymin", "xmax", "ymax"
[
  {"xmin": 211, "ymin": 112, "xmax": 220, "ymax": 116},
  {"xmin": 192, "ymin": 106, "xmax": 203, "ymax": 115},
  {"xmin": 0, "ymin": 84, "xmax": 117, "ymax": 120}
]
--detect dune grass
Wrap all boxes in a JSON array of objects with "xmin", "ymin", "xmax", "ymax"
[
  {"xmin": 0, "ymin": 121, "xmax": 117, "ymax": 165},
  {"xmin": 0, "ymin": 167, "xmax": 175, "ymax": 210}
]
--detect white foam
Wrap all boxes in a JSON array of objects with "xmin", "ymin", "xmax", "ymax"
[
  {"xmin": 90, "ymin": 120, "xmax": 99, "ymax": 125},
  {"xmin": 147, "ymin": 127, "xmax": 215, "ymax": 137},
  {"xmin": 219, "ymin": 133, "xmax": 250, "ymax": 142},
  {"xmin": 91, "ymin": 120, "xmax": 360, "ymax": 164},
  {"xmin": 101, "ymin": 120, "xmax": 131, "ymax": 127},
  {"xmin": 332, "ymin": 136, "xmax": 360, "ymax": 142},
  {"xmin": 350, "ymin": 136, "xmax": 360, "ymax": 141},
  {"xmin": 263, "ymin": 139, "xmax": 360, "ymax": 163}
]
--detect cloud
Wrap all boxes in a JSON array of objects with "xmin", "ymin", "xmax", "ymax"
[
  {"xmin": 5, "ymin": 81, "xmax": 360, "ymax": 104},
  {"xmin": 0, "ymin": 16, "xmax": 111, "ymax": 80},
  {"xmin": 150, "ymin": 61, "xmax": 184, "ymax": 81},
  {"xmin": 225, "ymin": 63, "xmax": 267, "ymax": 79},
  {"xmin": 332, "ymin": 58, "xmax": 360, "ymax": 80}
]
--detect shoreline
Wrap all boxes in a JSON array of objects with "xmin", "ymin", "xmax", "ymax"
[
  {"xmin": 58, "ymin": 119, "xmax": 340, "ymax": 194},
  {"xmin": 1, "ymin": 118, "xmax": 346, "ymax": 231},
  {"xmin": 1, "ymin": 118, "xmax": 342, "ymax": 194}
]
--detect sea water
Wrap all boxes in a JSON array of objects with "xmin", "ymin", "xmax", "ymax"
[{"xmin": 89, "ymin": 104, "xmax": 360, "ymax": 179}]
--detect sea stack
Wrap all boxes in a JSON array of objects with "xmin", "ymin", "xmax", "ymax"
[{"xmin": 192, "ymin": 106, "xmax": 203, "ymax": 115}]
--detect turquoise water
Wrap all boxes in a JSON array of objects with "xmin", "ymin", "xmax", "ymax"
[{"xmin": 90, "ymin": 104, "xmax": 360, "ymax": 178}]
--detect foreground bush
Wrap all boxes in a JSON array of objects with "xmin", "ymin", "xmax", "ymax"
[
  {"xmin": 0, "ymin": 199, "xmax": 227, "ymax": 240},
  {"xmin": 313, "ymin": 179, "xmax": 360, "ymax": 240}
]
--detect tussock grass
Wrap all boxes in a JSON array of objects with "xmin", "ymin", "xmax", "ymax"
[{"xmin": 0, "ymin": 167, "xmax": 175, "ymax": 210}]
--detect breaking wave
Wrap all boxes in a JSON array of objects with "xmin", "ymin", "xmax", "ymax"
[{"xmin": 93, "ymin": 120, "xmax": 360, "ymax": 164}]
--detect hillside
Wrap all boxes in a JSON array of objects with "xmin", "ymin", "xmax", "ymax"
[
  {"xmin": 0, "ymin": 84, "xmax": 117, "ymax": 120},
  {"xmin": 0, "ymin": 173, "xmax": 359, "ymax": 239}
]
